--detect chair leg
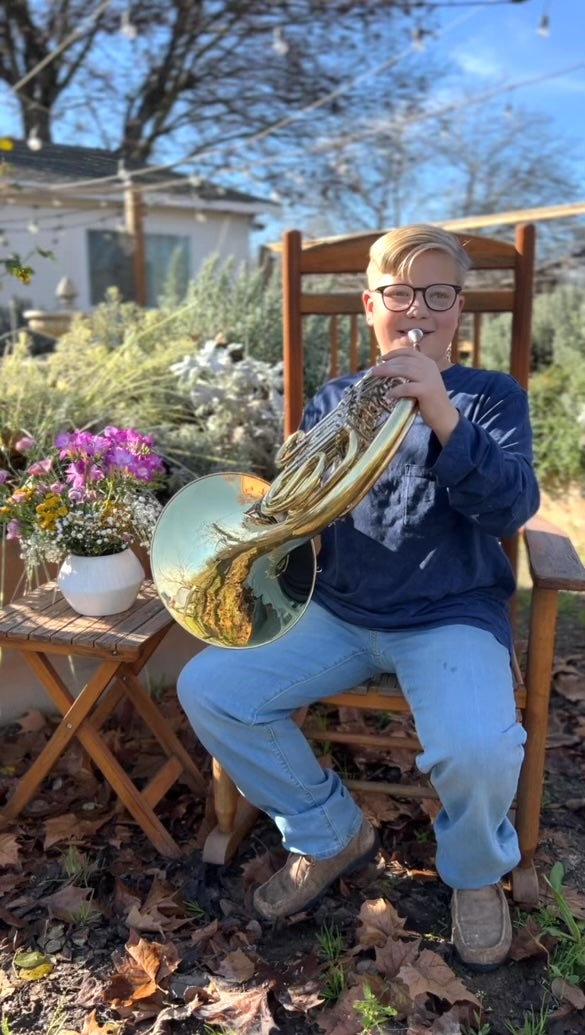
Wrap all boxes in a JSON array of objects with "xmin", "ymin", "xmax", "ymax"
[
  {"xmin": 512, "ymin": 585, "xmax": 559, "ymax": 906},
  {"xmin": 202, "ymin": 759, "xmax": 260, "ymax": 864}
]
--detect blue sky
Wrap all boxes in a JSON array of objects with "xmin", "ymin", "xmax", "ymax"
[{"xmin": 430, "ymin": 0, "xmax": 585, "ymax": 168}]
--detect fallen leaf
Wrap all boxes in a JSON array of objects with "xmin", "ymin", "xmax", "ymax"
[
  {"xmin": 550, "ymin": 977, "xmax": 585, "ymax": 1009},
  {"xmin": 215, "ymin": 948, "xmax": 256, "ymax": 983},
  {"xmin": 354, "ymin": 791, "xmax": 406, "ymax": 825},
  {"xmin": 13, "ymin": 949, "xmax": 50, "ymax": 969},
  {"xmin": 317, "ymin": 975, "xmax": 390, "ymax": 1035},
  {"xmin": 0, "ymin": 832, "xmax": 21, "ymax": 868},
  {"xmin": 104, "ymin": 929, "xmax": 181, "ymax": 1014},
  {"xmin": 43, "ymin": 811, "xmax": 113, "ymax": 850},
  {"xmin": 196, "ymin": 979, "xmax": 277, "ymax": 1034},
  {"xmin": 398, "ymin": 949, "xmax": 481, "ymax": 1009},
  {"xmin": 374, "ymin": 935, "xmax": 422, "ymax": 977},
  {"xmin": 356, "ymin": 898, "xmax": 418, "ymax": 947},
  {"xmin": 0, "ymin": 968, "xmax": 17, "ymax": 1001},
  {"xmin": 18, "ymin": 962, "xmax": 54, "ymax": 981},
  {"xmin": 508, "ymin": 916, "xmax": 553, "ymax": 961},
  {"xmin": 41, "ymin": 883, "xmax": 99, "ymax": 922},
  {"xmin": 553, "ymin": 665, "xmax": 585, "ymax": 702},
  {"xmin": 80, "ymin": 1009, "xmax": 123, "ymax": 1033},
  {"xmin": 240, "ymin": 849, "xmax": 284, "ymax": 889}
]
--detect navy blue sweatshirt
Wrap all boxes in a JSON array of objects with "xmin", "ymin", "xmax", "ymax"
[{"xmin": 300, "ymin": 363, "xmax": 540, "ymax": 654}]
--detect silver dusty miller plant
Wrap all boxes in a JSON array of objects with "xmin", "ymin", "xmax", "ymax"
[{"xmin": 169, "ymin": 337, "xmax": 284, "ymax": 484}]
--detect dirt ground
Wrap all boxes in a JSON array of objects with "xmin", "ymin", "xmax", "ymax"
[{"xmin": 1, "ymin": 499, "xmax": 585, "ymax": 1035}]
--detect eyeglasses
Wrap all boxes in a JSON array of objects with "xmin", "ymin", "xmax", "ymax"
[{"xmin": 373, "ymin": 283, "xmax": 462, "ymax": 312}]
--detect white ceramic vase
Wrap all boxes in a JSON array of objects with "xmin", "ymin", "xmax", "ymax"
[{"xmin": 57, "ymin": 548, "xmax": 145, "ymax": 617}]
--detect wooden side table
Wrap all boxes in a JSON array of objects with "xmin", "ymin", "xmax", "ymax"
[{"xmin": 0, "ymin": 580, "xmax": 206, "ymax": 857}]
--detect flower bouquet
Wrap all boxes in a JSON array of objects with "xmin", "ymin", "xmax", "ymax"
[{"xmin": 0, "ymin": 427, "xmax": 165, "ymax": 611}]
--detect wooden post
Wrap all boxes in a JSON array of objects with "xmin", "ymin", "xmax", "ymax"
[{"xmin": 124, "ymin": 186, "xmax": 147, "ymax": 306}]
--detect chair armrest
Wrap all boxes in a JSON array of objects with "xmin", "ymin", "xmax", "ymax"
[{"xmin": 522, "ymin": 515, "xmax": 585, "ymax": 591}]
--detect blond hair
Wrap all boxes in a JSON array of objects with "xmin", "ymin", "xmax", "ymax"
[{"xmin": 366, "ymin": 224, "xmax": 472, "ymax": 288}]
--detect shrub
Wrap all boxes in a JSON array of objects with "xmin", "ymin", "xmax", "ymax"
[
  {"xmin": 158, "ymin": 338, "xmax": 284, "ymax": 491},
  {"xmin": 529, "ymin": 361, "xmax": 585, "ymax": 490}
]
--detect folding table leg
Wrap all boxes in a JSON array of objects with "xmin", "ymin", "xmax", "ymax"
[
  {"xmin": 2, "ymin": 653, "xmax": 122, "ymax": 820},
  {"xmin": 2, "ymin": 652, "xmax": 181, "ymax": 857},
  {"xmin": 119, "ymin": 669, "xmax": 206, "ymax": 795}
]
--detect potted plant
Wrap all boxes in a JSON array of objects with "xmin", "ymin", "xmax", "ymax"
[{"xmin": 0, "ymin": 427, "xmax": 165, "ymax": 615}]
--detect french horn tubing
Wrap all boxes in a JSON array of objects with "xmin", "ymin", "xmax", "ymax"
[{"xmin": 150, "ymin": 328, "xmax": 423, "ymax": 648}]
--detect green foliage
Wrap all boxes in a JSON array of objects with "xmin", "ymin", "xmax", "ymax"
[
  {"xmin": 463, "ymin": 1014, "xmax": 492, "ymax": 1035},
  {"xmin": 540, "ymin": 862, "xmax": 585, "ymax": 985},
  {"xmin": 352, "ymin": 983, "xmax": 398, "ymax": 1033},
  {"xmin": 476, "ymin": 284, "xmax": 585, "ymax": 490},
  {"xmin": 529, "ymin": 362, "xmax": 585, "ymax": 490},
  {"xmin": 316, "ymin": 921, "xmax": 346, "ymax": 962},
  {"xmin": 184, "ymin": 899, "xmax": 207, "ymax": 920},
  {"xmin": 0, "ymin": 297, "xmax": 193, "ymax": 452},
  {"xmin": 158, "ymin": 255, "xmax": 284, "ymax": 366},
  {"xmin": 320, "ymin": 962, "xmax": 347, "ymax": 1005},
  {"xmin": 505, "ymin": 1002, "xmax": 550, "ymax": 1035},
  {"xmin": 1, "ymin": 253, "xmax": 34, "ymax": 284},
  {"xmin": 60, "ymin": 846, "xmax": 94, "ymax": 887},
  {"xmin": 531, "ymin": 284, "xmax": 585, "ymax": 369}
]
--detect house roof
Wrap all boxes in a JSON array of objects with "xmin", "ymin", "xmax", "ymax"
[{"xmin": 1, "ymin": 139, "xmax": 276, "ymax": 213}]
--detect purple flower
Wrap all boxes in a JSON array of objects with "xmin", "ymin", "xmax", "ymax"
[
  {"xmin": 0, "ymin": 469, "xmax": 8, "ymax": 484},
  {"xmin": 64, "ymin": 460, "xmax": 89, "ymax": 491}
]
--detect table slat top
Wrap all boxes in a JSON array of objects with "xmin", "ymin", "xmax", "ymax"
[{"xmin": 0, "ymin": 581, "xmax": 173, "ymax": 660}]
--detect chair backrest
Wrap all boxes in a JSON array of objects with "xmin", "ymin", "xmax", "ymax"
[
  {"xmin": 280, "ymin": 223, "xmax": 536, "ymax": 580},
  {"xmin": 281, "ymin": 224, "xmax": 536, "ymax": 438}
]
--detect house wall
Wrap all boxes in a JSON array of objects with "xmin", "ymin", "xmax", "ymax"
[{"xmin": 1, "ymin": 195, "xmax": 255, "ymax": 315}]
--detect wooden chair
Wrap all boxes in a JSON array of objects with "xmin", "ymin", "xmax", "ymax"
[{"xmin": 204, "ymin": 224, "xmax": 585, "ymax": 905}]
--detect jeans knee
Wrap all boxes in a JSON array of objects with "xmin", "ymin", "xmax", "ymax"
[
  {"xmin": 176, "ymin": 650, "xmax": 227, "ymax": 728},
  {"xmin": 429, "ymin": 721, "xmax": 525, "ymax": 787}
]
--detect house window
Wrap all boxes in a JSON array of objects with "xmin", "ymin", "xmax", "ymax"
[{"xmin": 88, "ymin": 230, "xmax": 191, "ymax": 306}]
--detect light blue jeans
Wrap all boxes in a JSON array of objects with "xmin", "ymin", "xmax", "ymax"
[{"xmin": 177, "ymin": 601, "xmax": 526, "ymax": 889}]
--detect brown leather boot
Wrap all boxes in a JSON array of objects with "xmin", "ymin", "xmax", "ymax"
[
  {"xmin": 451, "ymin": 884, "xmax": 512, "ymax": 970},
  {"xmin": 253, "ymin": 817, "xmax": 379, "ymax": 920}
]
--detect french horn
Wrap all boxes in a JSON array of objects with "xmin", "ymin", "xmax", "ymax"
[{"xmin": 150, "ymin": 328, "xmax": 423, "ymax": 649}]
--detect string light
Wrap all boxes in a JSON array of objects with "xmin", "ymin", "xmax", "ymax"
[
  {"xmin": 272, "ymin": 27, "xmax": 289, "ymax": 57},
  {"xmin": 411, "ymin": 26, "xmax": 427, "ymax": 51},
  {"xmin": 26, "ymin": 127, "xmax": 43, "ymax": 152},
  {"xmin": 537, "ymin": 13, "xmax": 550, "ymax": 36},
  {"xmin": 2, "ymin": 1, "xmax": 577, "ymax": 214},
  {"xmin": 120, "ymin": 8, "xmax": 138, "ymax": 40},
  {"xmin": 117, "ymin": 160, "xmax": 132, "ymax": 186}
]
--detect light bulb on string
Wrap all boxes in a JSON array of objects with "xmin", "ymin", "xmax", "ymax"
[
  {"xmin": 117, "ymin": 160, "xmax": 132, "ymax": 187},
  {"xmin": 537, "ymin": 13, "xmax": 550, "ymax": 36},
  {"xmin": 411, "ymin": 26, "xmax": 426, "ymax": 52},
  {"xmin": 272, "ymin": 27, "xmax": 289, "ymax": 57},
  {"xmin": 26, "ymin": 127, "xmax": 43, "ymax": 152},
  {"xmin": 120, "ymin": 8, "xmax": 138, "ymax": 40}
]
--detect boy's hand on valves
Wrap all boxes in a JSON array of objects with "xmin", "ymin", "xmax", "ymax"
[{"xmin": 374, "ymin": 342, "xmax": 460, "ymax": 445}]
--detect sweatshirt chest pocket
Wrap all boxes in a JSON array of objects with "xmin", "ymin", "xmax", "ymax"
[{"xmin": 402, "ymin": 465, "xmax": 440, "ymax": 530}]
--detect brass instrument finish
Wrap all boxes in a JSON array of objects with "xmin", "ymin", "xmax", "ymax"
[{"xmin": 151, "ymin": 329, "xmax": 423, "ymax": 649}]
